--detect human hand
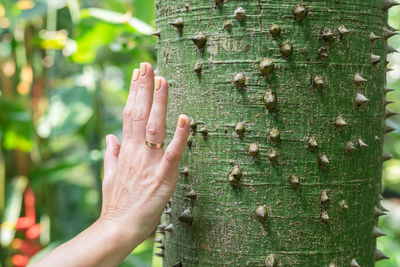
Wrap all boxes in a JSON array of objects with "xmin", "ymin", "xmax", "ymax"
[{"xmin": 99, "ymin": 62, "xmax": 190, "ymax": 246}]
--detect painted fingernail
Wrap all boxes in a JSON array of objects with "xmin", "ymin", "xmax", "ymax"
[
  {"xmin": 178, "ymin": 116, "xmax": 186, "ymax": 128},
  {"xmin": 155, "ymin": 77, "xmax": 162, "ymax": 91},
  {"xmin": 140, "ymin": 63, "xmax": 147, "ymax": 76},
  {"xmin": 133, "ymin": 69, "xmax": 140, "ymax": 81}
]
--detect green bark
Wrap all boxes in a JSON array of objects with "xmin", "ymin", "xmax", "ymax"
[{"xmin": 154, "ymin": 0, "xmax": 394, "ymax": 266}]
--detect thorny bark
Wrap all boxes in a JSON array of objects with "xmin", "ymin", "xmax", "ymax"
[{"xmin": 153, "ymin": 0, "xmax": 395, "ymax": 266}]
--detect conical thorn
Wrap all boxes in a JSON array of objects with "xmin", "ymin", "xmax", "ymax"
[
  {"xmin": 375, "ymin": 249, "xmax": 389, "ymax": 261},
  {"xmin": 383, "ymin": 0, "xmax": 400, "ymax": 11},
  {"xmin": 350, "ymin": 258, "xmax": 360, "ymax": 267},
  {"xmin": 373, "ymin": 226, "xmax": 386, "ymax": 238}
]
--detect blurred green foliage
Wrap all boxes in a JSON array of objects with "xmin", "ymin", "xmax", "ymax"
[{"xmin": 0, "ymin": 0, "xmax": 399, "ymax": 266}]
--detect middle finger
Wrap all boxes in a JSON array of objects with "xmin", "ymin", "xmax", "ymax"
[{"xmin": 131, "ymin": 62, "xmax": 155, "ymax": 144}]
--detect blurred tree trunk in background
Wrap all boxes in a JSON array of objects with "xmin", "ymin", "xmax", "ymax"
[{"xmin": 154, "ymin": 0, "xmax": 396, "ymax": 266}]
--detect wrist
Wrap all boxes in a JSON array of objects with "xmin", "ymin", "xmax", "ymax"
[{"xmin": 93, "ymin": 217, "xmax": 140, "ymax": 261}]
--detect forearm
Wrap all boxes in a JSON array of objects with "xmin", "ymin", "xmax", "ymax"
[{"xmin": 29, "ymin": 219, "xmax": 139, "ymax": 267}]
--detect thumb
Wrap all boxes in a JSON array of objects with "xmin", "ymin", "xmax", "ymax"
[
  {"xmin": 159, "ymin": 114, "xmax": 190, "ymax": 181},
  {"xmin": 104, "ymin": 134, "xmax": 121, "ymax": 179}
]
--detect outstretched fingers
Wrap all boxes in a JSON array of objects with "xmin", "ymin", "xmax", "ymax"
[
  {"xmin": 158, "ymin": 115, "xmax": 190, "ymax": 184},
  {"xmin": 122, "ymin": 62, "xmax": 155, "ymax": 145}
]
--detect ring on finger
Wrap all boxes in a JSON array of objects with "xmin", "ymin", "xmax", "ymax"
[{"xmin": 145, "ymin": 140, "xmax": 164, "ymax": 149}]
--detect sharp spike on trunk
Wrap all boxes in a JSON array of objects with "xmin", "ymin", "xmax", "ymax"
[
  {"xmin": 157, "ymin": 244, "xmax": 165, "ymax": 249},
  {"xmin": 383, "ymin": 0, "xmax": 400, "ymax": 10},
  {"xmin": 345, "ymin": 141, "xmax": 356, "ymax": 153},
  {"xmin": 335, "ymin": 116, "xmax": 347, "ymax": 128},
  {"xmin": 178, "ymin": 209, "xmax": 193, "ymax": 225},
  {"xmin": 259, "ymin": 59, "xmax": 275, "ymax": 76},
  {"xmin": 374, "ymin": 206, "xmax": 387, "ymax": 217},
  {"xmin": 384, "ymin": 123, "xmax": 396, "ymax": 134},
  {"xmin": 279, "ymin": 40, "xmax": 294, "ymax": 58},
  {"xmin": 264, "ymin": 254, "xmax": 275, "ymax": 267},
  {"xmin": 164, "ymin": 208, "xmax": 172, "ymax": 215},
  {"xmin": 292, "ymin": 4, "xmax": 308, "ymax": 21},
  {"xmin": 170, "ymin": 17, "xmax": 184, "ymax": 31},
  {"xmin": 384, "ymin": 86, "xmax": 395, "ymax": 93},
  {"xmin": 228, "ymin": 164, "xmax": 242, "ymax": 185},
  {"xmin": 318, "ymin": 153, "xmax": 330, "ymax": 167},
  {"xmin": 379, "ymin": 195, "xmax": 384, "ymax": 200},
  {"xmin": 269, "ymin": 24, "xmax": 281, "ymax": 36},
  {"xmin": 164, "ymin": 223, "xmax": 174, "ymax": 233},
  {"xmin": 155, "ymin": 251, "xmax": 165, "ymax": 257},
  {"xmin": 308, "ymin": 136, "xmax": 318, "ymax": 150},
  {"xmin": 320, "ymin": 190, "xmax": 329, "ymax": 202},
  {"xmin": 172, "ymin": 260, "xmax": 183, "ymax": 267},
  {"xmin": 355, "ymin": 93, "xmax": 369, "ymax": 106},
  {"xmin": 381, "ymin": 150, "xmax": 393, "ymax": 162},
  {"xmin": 232, "ymin": 73, "xmax": 246, "ymax": 88},
  {"xmin": 154, "ymin": 237, "xmax": 163, "ymax": 243},
  {"xmin": 255, "ymin": 205, "xmax": 268, "ymax": 221},
  {"xmin": 234, "ymin": 7, "xmax": 246, "ymax": 21},
  {"xmin": 235, "ymin": 122, "xmax": 246, "ymax": 136},
  {"xmin": 338, "ymin": 25, "xmax": 349, "ymax": 36},
  {"xmin": 269, "ymin": 129, "xmax": 281, "ymax": 142},
  {"xmin": 320, "ymin": 210, "xmax": 329, "ymax": 222},
  {"xmin": 358, "ymin": 138, "xmax": 368, "ymax": 148},
  {"xmin": 151, "ymin": 30, "xmax": 161, "ymax": 38},
  {"xmin": 180, "ymin": 166, "xmax": 189, "ymax": 176},
  {"xmin": 383, "ymin": 27, "xmax": 398, "ymax": 39},
  {"xmin": 385, "ymin": 108, "xmax": 398, "ymax": 118},
  {"xmin": 248, "ymin": 143, "xmax": 260, "ymax": 157},
  {"xmin": 371, "ymin": 54, "xmax": 381, "ymax": 64},
  {"xmin": 289, "ymin": 174, "xmax": 300, "ymax": 187},
  {"xmin": 263, "ymin": 90, "xmax": 277, "ymax": 111},
  {"xmin": 375, "ymin": 249, "xmax": 389, "ymax": 261},
  {"xmin": 370, "ymin": 32, "xmax": 382, "ymax": 41},
  {"xmin": 386, "ymin": 45, "xmax": 399, "ymax": 54},
  {"xmin": 373, "ymin": 226, "xmax": 386, "ymax": 238},
  {"xmin": 387, "ymin": 68, "xmax": 394, "ymax": 72},
  {"xmin": 378, "ymin": 201, "xmax": 390, "ymax": 212},
  {"xmin": 354, "ymin": 73, "xmax": 367, "ymax": 83},
  {"xmin": 184, "ymin": 189, "xmax": 198, "ymax": 200},
  {"xmin": 350, "ymin": 258, "xmax": 360, "ymax": 267},
  {"xmin": 385, "ymin": 98, "xmax": 394, "ymax": 106},
  {"xmin": 192, "ymin": 32, "xmax": 207, "ymax": 49},
  {"xmin": 267, "ymin": 148, "xmax": 279, "ymax": 162},
  {"xmin": 223, "ymin": 20, "xmax": 233, "ymax": 31}
]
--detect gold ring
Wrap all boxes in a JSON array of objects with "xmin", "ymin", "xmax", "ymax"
[{"xmin": 145, "ymin": 140, "xmax": 164, "ymax": 149}]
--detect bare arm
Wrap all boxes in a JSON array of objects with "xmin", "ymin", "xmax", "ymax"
[{"xmin": 30, "ymin": 62, "xmax": 190, "ymax": 267}]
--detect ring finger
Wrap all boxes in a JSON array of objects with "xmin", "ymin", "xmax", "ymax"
[{"xmin": 145, "ymin": 76, "xmax": 168, "ymax": 153}]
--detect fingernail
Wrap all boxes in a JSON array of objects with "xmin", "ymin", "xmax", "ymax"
[
  {"xmin": 155, "ymin": 77, "xmax": 162, "ymax": 91},
  {"xmin": 140, "ymin": 63, "xmax": 147, "ymax": 76},
  {"xmin": 133, "ymin": 69, "xmax": 140, "ymax": 81},
  {"xmin": 105, "ymin": 135, "xmax": 111, "ymax": 147},
  {"xmin": 178, "ymin": 116, "xmax": 186, "ymax": 128}
]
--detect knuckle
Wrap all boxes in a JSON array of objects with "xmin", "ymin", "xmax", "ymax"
[
  {"xmin": 146, "ymin": 123, "xmax": 161, "ymax": 137},
  {"xmin": 122, "ymin": 108, "xmax": 132, "ymax": 120},
  {"xmin": 137, "ymin": 82, "xmax": 149, "ymax": 91},
  {"xmin": 132, "ymin": 109, "xmax": 147, "ymax": 122},
  {"xmin": 164, "ymin": 149, "xmax": 178, "ymax": 164}
]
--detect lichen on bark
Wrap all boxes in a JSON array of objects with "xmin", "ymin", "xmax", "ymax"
[{"xmin": 154, "ymin": 0, "xmax": 391, "ymax": 266}]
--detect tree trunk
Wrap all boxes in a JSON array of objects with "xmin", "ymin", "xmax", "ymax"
[{"xmin": 154, "ymin": 0, "xmax": 395, "ymax": 266}]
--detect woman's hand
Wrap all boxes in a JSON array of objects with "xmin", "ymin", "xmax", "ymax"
[
  {"xmin": 30, "ymin": 63, "xmax": 190, "ymax": 267},
  {"xmin": 100, "ymin": 62, "xmax": 190, "ymax": 244}
]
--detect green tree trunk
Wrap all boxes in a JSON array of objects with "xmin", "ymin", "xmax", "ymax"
[{"xmin": 154, "ymin": 0, "xmax": 396, "ymax": 266}]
